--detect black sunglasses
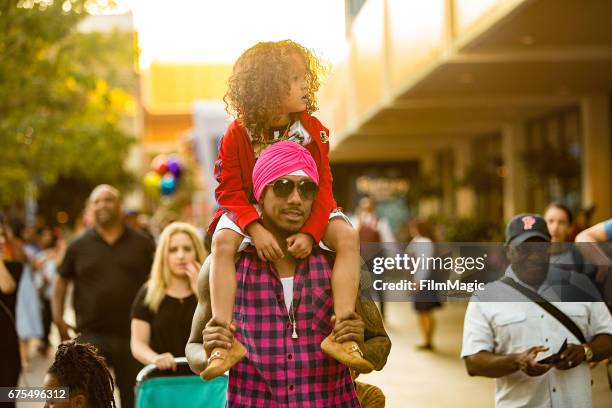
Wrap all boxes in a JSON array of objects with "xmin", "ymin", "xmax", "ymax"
[
  {"xmin": 514, "ymin": 242, "xmax": 552, "ymax": 256},
  {"xmin": 266, "ymin": 178, "xmax": 318, "ymax": 200}
]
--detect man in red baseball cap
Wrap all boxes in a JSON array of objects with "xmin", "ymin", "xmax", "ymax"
[{"xmin": 461, "ymin": 213, "xmax": 612, "ymax": 408}]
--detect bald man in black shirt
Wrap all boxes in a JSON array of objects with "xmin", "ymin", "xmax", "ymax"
[{"xmin": 53, "ymin": 185, "xmax": 155, "ymax": 408}]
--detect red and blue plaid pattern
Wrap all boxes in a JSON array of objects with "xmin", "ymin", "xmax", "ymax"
[{"xmin": 228, "ymin": 247, "xmax": 360, "ymax": 407}]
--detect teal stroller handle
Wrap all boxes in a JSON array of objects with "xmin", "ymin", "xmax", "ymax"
[
  {"xmin": 136, "ymin": 357, "xmax": 191, "ymax": 383},
  {"xmin": 135, "ymin": 357, "xmax": 228, "ymax": 408}
]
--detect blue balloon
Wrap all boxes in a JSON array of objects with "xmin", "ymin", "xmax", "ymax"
[{"xmin": 160, "ymin": 174, "xmax": 176, "ymax": 195}]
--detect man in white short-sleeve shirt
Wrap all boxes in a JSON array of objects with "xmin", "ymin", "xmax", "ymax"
[{"xmin": 461, "ymin": 213, "xmax": 612, "ymax": 408}]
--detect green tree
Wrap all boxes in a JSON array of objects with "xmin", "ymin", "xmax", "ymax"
[{"xmin": 0, "ymin": 0, "xmax": 135, "ymax": 208}]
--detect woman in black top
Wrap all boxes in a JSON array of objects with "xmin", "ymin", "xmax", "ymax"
[
  {"xmin": 130, "ymin": 222, "xmax": 206, "ymax": 371},
  {"xmin": 1, "ymin": 223, "xmax": 22, "ymax": 408}
]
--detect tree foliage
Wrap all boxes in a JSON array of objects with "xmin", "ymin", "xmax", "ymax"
[{"xmin": 0, "ymin": 0, "xmax": 136, "ymax": 206}]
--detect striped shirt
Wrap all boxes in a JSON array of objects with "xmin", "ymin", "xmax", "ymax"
[{"xmin": 228, "ymin": 247, "xmax": 360, "ymax": 407}]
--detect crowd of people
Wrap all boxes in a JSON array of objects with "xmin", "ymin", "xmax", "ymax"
[
  {"xmin": 1, "ymin": 39, "xmax": 392, "ymax": 408},
  {"xmin": 1, "ymin": 38, "xmax": 611, "ymax": 408},
  {"xmin": 0, "ymin": 217, "xmax": 67, "ymax": 390}
]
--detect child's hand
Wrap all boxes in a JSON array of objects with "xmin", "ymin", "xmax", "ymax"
[
  {"xmin": 251, "ymin": 226, "xmax": 284, "ymax": 261},
  {"xmin": 286, "ymin": 233, "xmax": 314, "ymax": 259}
]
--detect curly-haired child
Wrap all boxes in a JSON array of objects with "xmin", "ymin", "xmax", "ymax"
[{"xmin": 202, "ymin": 40, "xmax": 373, "ymax": 380}]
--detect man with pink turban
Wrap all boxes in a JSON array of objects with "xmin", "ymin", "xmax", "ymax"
[
  {"xmin": 187, "ymin": 142, "xmax": 389, "ymax": 407},
  {"xmin": 252, "ymin": 141, "xmax": 320, "ymax": 200},
  {"xmin": 214, "ymin": 140, "xmax": 350, "ymax": 255}
]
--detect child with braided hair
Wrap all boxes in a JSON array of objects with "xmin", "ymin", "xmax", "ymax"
[{"xmin": 43, "ymin": 340, "xmax": 116, "ymax": 408}]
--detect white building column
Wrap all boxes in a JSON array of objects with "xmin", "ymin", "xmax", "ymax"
[
  {"xmin": 581, "ymin": 94, "xmax": 611, "ymax": 222},
  {"xmin": 454, "ymin": 141, "xmax": 476, "ymax": 218},
  {"xmin": 418, "ymin": 152, "xmax": 441, "ymax": 217},
  {"xmin": 440, "ymin": 148, "xmax": 456, "ymax": 217},
  {"xmin": 502, "ymin": 122, "xmax": 528, "ymax": 221}
]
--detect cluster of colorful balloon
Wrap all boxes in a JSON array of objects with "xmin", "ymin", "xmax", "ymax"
[{"xmin": 143, "ymin": 155, "xmax": 182, "ymax": 196}]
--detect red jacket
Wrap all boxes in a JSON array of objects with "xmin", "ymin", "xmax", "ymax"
[{"xmin": 208, "ymin": 111, "xmax": 337, "ymax": 243}]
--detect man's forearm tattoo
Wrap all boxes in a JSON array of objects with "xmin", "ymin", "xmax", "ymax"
[{"xmin": 357, "ymin": 296, "xmax": 391, "ymax": 370}]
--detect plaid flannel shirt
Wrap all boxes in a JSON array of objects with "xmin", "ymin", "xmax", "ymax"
[{"xmin": 228, "ymin": 247, "xmax": 360, "ymax": 407}]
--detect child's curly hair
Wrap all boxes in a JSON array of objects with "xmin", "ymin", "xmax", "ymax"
[
  {"xmin": 224, "ymin": 40, "xmax": 327, "ymax": 142},
  {"xmin": 48, "ymin": 340, "xmax": 116, "ymax": 408}
]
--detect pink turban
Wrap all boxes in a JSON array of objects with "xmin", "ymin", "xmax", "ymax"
[{"xmin": 252, "ymin": 141, "xmax": 319, "ymax": 201}]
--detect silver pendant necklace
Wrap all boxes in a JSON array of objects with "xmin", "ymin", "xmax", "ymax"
[{"xmin": 289, "ymin": 306, "xmax": 298, "ymax": 339}]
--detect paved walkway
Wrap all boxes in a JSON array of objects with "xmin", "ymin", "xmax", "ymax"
[{"xmin": 17, "ymin": 302, "xmax": 611, "ymax": 407}]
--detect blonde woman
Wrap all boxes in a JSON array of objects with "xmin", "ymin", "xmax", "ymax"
[{"xmin": 130, "ymin": 222, "xmax": 206, "ymax": 371}]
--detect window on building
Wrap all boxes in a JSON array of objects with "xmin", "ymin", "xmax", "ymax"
[
  {"xmin": 468, "ymin": 134, "xmax": 504, "ymax": 222},
  {"xmin": 524, "ymin": 107, "xmax": 582, "ymax": 214}
]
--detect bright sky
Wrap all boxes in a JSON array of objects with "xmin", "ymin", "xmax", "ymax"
[{"xmin": 112, "ymin": 0, "xmax": 348, "ymax": 68}]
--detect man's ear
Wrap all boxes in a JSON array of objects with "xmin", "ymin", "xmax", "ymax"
[
  {"xmin": 505, "ymin": 245, "xmax": 517, "ymax": 263},
  {"xmin": 259, "ymin": 186, "xmax": 269, "ymax": 202}
]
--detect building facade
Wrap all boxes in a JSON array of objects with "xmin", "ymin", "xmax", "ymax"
[{"xmin": 319, "ymin": 0, "xmax": 612, "ymax": 227}]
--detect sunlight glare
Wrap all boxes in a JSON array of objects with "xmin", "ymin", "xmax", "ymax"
[{"xmin": 122, "ymin": 0, "xmax": 347, "ymax": 68}]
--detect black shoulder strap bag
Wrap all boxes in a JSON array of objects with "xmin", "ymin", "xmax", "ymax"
[
  {"xmin": 500, "ymin": 277, "xmax": 586, "ymax": 344},
  {"xmin": 502, "ymin": 277, "xmax": 612, "ymax": 389}
]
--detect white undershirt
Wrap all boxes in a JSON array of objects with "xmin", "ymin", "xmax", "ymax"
[{"xmin": 280, "ymin": 277, "xmax": 294, "ymax": 312}]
